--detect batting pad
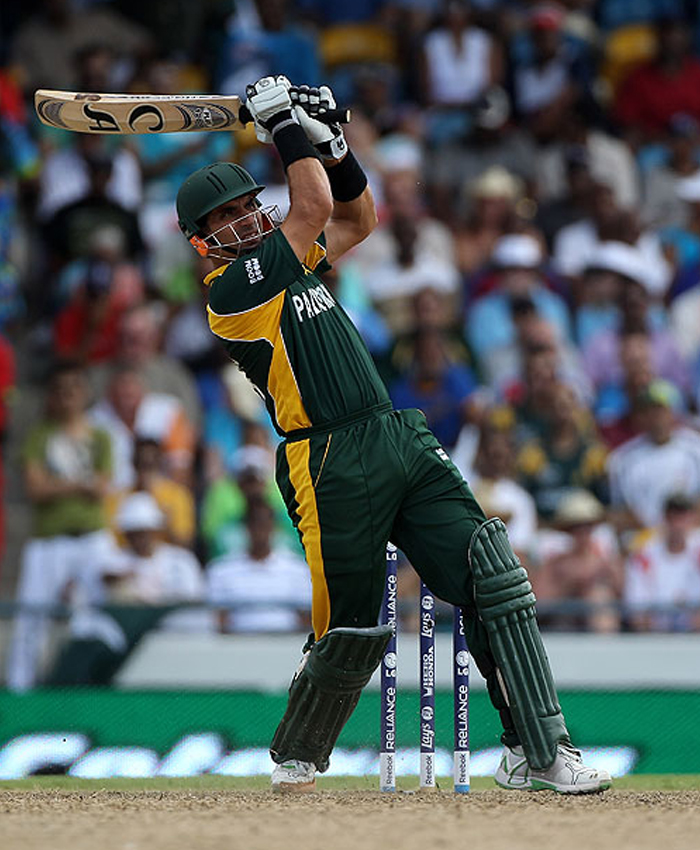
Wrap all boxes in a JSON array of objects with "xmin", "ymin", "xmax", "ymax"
[
  {"xmin": 469, "ymin": 518, "xmax": 568, "ymax": 770},
  {"xmin": 270, "ymin": 625, "xmax": 393, "ymax": 772}
]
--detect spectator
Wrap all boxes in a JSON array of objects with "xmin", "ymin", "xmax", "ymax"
[
  {"xmin": 46, "ymin": 491, "xmax": 207, "ymax": 687},
  {"xmin": 390, "ymin": 325, "xmax": 478, "ymax": 449},
  {"xmin": 597, "ymin": 333, "xmax": 656, "ymax": 448},
  {"xmin": 659, "ymin": 170, "xmax": 700, "ymax": 277},
  {"xmin": 206, "ymin": 497, "xmax": 311, "ymax": 633},
  {"xmin": 216, "ymin": 0, "xmax": 321, "ymax": 96},
  {"xmin": 52, "ymin": 226, "xmax": 146, "ymax": 364},
  {"xmin": 380, "ymin": 285, "xmax": 471, "ymax": 387},
  {"xmin": 354, "ymin": 167, "xmax": 460, "ymax": 334},
  {"xmin": 614, "ymin": 16, "xmax": 700, "ymax": 146},
  {"xmin": 535, "ymin": 146, "xmax": 597, "ymax": 249},
  {"xmin": 201, "ymin": 442, "xmax": 297, "ymax": 561},
  {"xmin": 516, "ymin": 381, "xmax": 609, "ymax": 520},
  {"xmin": 535, "ymin": 489, "xmax": 622, "ymax": 633},
  {"xmin": 535, "ymin": 102, "xmax": 639, "ymax": 213},
  {"xmin": 9, "ymin": 0, "xmax": 152, "ymax": 94},
  {"xmin": 580, "ymin": 242, "xmax": 690, "ymax": 404},
  {"xmin": 42, "ymin": 151, "xmax": 145, "ymax": 271},
  {"xmin": 105, "ymin": 436, "xmax": 196, "ymax": 549},
  {"xmin": 37, "ymin": 129, "xmax": 142, "ymax": 223},
  {"xmin": 89, "ymin": 366, "xmax": 196, "ymax": 489},
  {"xmin": 100, "ymin": 492, "xmax": 203, "ymax": 610},
  {"xmin": 418, "ymin": 0, "xmax": 503, "ymax": 145},
  {"xmin": 607, "ymin": 379, "xmax": 700, "ymax": 531},
  {"xmin": 6, "ymin": 361, "xmax": 114, "ymax": 691},
  {"xmin": 553, "ymin": 182, "xmax": 671, "ymax": 291},
  {"xmin": 642, "ymin": 113, "xmax": 700, "ymax": 228},
  {"xmin": 486, "ymin": 302, "xmax": 590, "ymax": 402},
  {"xmin": 466, "ymin": 234, "xmax": 571, "ymax": 364},
  {"xmin": 511, "ymin": 3, "xmax": 595, "ymax": 145},
  {"xmin": 88, "ymin": 303, "xmax": 202, "ymax": 430},
  {"xmin": 468, "ymin": 414, "xmax": 538, "ymax": 560},
  {"xmin": 454, "ymin": 166, "xmax": 527, "ymax": 276},
  {"xmin": 624, "ymin": 492, "xmax": 700, "ymax": 631}
]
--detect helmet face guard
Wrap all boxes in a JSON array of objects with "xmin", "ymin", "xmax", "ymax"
[{"xmin": 193, "ymin": 204, "xmax": 282, "ymax": 260}]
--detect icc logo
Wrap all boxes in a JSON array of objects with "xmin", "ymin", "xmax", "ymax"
[
  {"xmin": 384, "ymin": 652, "xmax": 397, "ymax": 670},
  {"xmin": 456, "ymin": 650, "xmax": 470, "ymax": 666},
  {"xmin": 421, "ymin": 706, "xmax": 434, "ymax": 721},
  {"xmin": 421, "ymin": 596, "xmax": 434, "ymax": 610}
]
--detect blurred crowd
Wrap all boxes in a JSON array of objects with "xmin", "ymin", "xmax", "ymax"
[{"xmin": 3, "ymin": 0, "xmax": 700, "ymax": 687}]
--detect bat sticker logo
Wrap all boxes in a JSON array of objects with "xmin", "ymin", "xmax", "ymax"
[
  {"xmin": 176, "ymin": 103, "xmax": 238, "ymax": 130},
  {"xmin": 128, "ymin": 104, "xmax": 165, "ymax": 132},
  {"xmin": 82, "ymin": 103, "xmax": 120, "ymax": 132},
  {"xmin": 36, "ymin": 99, "xmax": 68, "ymax": 128}
]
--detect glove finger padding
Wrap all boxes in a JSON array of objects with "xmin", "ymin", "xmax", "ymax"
[
  {"xmin": 318, "ymin": 85, "xmax": 337, "ymax": 113},
  {"xmin": 245, "ymin": 75, "xmax": 295, "ymax": 138},
  {"xmin": 290, "ymin": 84, "xmax": 337, "ymax": 116}
]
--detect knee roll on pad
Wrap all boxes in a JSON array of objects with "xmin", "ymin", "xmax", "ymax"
[
  {"xmin": 469, "ymin": 518, "xmax": 568, "ymax": 769},
  {"xmin": 270, "ymin": 624, "xmax": 393, "ymax": 772}
]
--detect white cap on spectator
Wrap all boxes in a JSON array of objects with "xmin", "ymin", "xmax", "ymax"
[
  {"xmin": 676, "ymin": 170, "xmax": 700, "ymax": 202},
  {"xmin": 469, "ymin": 166, "xmax": 524, "ymax": 201},
  {"xmin": 554, "ymin": 490, "xmax": 605, "ymax": 527},
  {"xmin": 116, "ymin": 492, "xmax": 165, "ymax": 532},
  {"xmin": 584, "ymin": 241, "xmax": 648, "ymax": 287},
  {"xmin": 491, "ymin": 234, "xmax": 542, "ymax": 269},
  {"xmin": 375, "ymin": 133, "xmax": 423, "ymax": 173},
  {"xmin": 233, "ymin": 445, "xmax": 273, "ymax": 480}
]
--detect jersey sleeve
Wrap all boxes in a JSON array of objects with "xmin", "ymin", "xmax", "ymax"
[{"xmin": 207, "ymin": 229, "xmax": 304, "ymax": 314}]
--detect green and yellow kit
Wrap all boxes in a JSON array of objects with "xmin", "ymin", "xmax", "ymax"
[{"xmin": 205, "ymin": 229, "xmax": 487, "ymax": 646}]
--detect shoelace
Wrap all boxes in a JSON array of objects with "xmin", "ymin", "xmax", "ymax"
[{"xmin": 558, "ymin": 741, "xmax": 584, "ymax": 762}]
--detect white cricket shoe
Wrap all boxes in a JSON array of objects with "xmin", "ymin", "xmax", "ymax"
[
  {"xmin": 494, "ymin": 742, "xmax": 612, "ymax": 794},
  {"xmin": 271, "ymin": 759, "xmax": 317, "ymax": 793}
]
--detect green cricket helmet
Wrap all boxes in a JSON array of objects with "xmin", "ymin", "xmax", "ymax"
[{"xmin": 176, "ymin": 162, "xmax": 265, "ymax": 244}]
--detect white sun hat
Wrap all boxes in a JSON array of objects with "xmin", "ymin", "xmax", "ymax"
[
  {"xmin": 116, "ymin": 492, "xmax": 165, "ymax": 532},
  {"xmin": 676, "ymin": 170, "xmax": 700, "ymax": 202},
  {"xmin": 491, "ymin": 234, "xmax": 543, "ymax": 269},
  {"xmin": 584, "ymin": 240, "xmax": 649, "ymax": 287}
]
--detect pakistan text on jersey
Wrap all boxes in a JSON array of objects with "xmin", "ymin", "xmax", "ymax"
[{"xmin": 291, "ymin": 283, "xmax": 336, "ymax": 323}]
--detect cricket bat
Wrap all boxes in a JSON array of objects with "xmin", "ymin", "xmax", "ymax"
[{"xmin": 34, "ymin": 89, "xmax": 350, "ymax": 134}]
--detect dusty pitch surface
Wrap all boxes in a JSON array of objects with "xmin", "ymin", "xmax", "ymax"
[{"xmin": 1, "ymin": 788, "xmax": 699, "ymax": 850}]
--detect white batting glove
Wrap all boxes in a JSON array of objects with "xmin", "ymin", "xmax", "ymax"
[
  {"xmin": 245, "ymin": 75, "xmax": 296, "ymax": 144},
  {"xmin": 291, "ymin": 85, "xmax": 346, "ymax": 161}
]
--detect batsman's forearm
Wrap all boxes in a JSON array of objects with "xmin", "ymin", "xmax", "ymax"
[{"xmin": 329, "ymin": 184, "xmax": 378, "ymax": 236}]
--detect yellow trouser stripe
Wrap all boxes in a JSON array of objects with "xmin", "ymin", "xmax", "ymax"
[{"xmin": 286, "ymin": 439, "xmax": 330, "ymax": 639}]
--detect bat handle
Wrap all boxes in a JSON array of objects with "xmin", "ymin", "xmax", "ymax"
[{"xmin": 238, "ymin": 104, "xmax": 351, "ymax": 127}]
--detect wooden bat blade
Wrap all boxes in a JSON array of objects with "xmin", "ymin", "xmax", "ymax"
[
  {"xmin": 34, "ymin": 90, "xmax": 245, "ymax": 134},
  {"xmin": 34, "ymin": 90, "xmax": 352, "ymax": 135}
]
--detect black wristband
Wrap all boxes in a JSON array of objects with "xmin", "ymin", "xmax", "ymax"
[
  {"xmin": 326, "ymin": 150, "xmax": 368, "ymax": 202},
  {"xmin": 271, "ymin": 115, "xmax": 321, "ymax": 170}
]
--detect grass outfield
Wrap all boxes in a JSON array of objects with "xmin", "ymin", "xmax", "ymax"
[{"xmin": 1, "ymin": 774, "xmax": 699, "ymax": 792}]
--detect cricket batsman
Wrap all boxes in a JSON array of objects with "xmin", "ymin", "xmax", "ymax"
[{"xmin": 175, "ymin": 75, "xmax": 611, "ymax": 794}]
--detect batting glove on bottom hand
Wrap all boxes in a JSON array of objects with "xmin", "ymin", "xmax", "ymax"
[
  {"xmin": 290, "ymin": 84, "xmax": 347, "ymax": 161},
  {"xmin": 245, "ymin": 75, "xmax": 296, "ymax": 144}
]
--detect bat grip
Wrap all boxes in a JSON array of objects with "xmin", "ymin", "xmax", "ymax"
[{"xmin": 238, "ymin": 104, "xmax": 351, "ymax": 127}]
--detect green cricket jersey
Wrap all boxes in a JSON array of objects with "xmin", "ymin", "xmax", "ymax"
[{"xmin": 205, "ymin": 228, "xmax": 390, "ymax": 437}]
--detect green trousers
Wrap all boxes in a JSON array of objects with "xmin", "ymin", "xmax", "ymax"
[
  {"xmin": 277, "ymin": 404, "xmax": 549, "ymax": 749},
  {"xmin": 277, "ymin": 406, "xmax": 489, "ymax": 645}
]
